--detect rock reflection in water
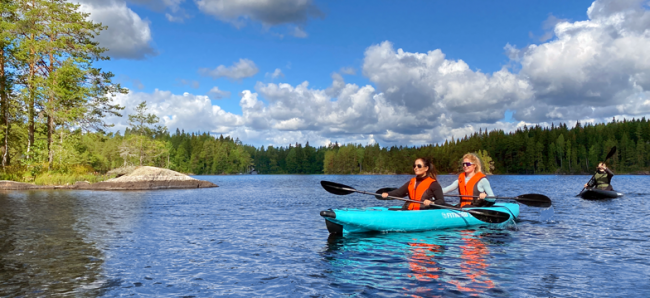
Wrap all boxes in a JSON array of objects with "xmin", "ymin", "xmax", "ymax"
[
  {"xmin": 0, "ymin": 190, "xmax": 145, "ymax": 296},
  {"xmin": 323, "ymin": 229, "xmax": 509, "ymax": 297}
]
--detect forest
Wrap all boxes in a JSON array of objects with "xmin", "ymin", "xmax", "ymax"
[{"xmin": 2, "ymin": 1, "xmax": 649, "ymax": 184}]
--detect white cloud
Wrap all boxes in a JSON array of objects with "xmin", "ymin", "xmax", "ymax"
[
  {"xmin": 126, "ymin": 0, "xmax": 185, "ymax": 12},
  {"xmin": 177, "ymin": 79, "xmax": 200, "ymax": 89},
  {"xmin": 105, "ymin": 0, "xmax": 650, "ymax": 147},
  {"xmin": 207, "ymin": 87, "xmax": 231, "ymax": 99},
  {"xmin": 124, "ymin": 0, "xmax": 189, "ymax": 22},
  {"xmin": 339, "ymin": 67, "xmax": 356, "ymax": 75},
  {"xmin": 362, "ymin": 41, "xmax": 533, "ymax": 128},
  {"xmin": 511, "ymin": 0, "xmax": 650, "ymax": 122},
  {"xmin": 198, "ymin": 59, "xmax": 259, "ymax": 80},
  {"xmin": 195, "ymin": 0, "xmax": 323, "ymax": 26},
  {"xmin": 76, "ymin": 0, "xmax": 157, "ymax": 60},
  {"xmin": 165, "ymin": 13, "xmax": 184, "ymax": 22},
  {"xmin": 266, "ymin": 68, "xmax": 285, "ymax": 79},
  {"xmin": 291, "ymin": 26, "xmax": 308, "ymax": 38},
  {"xmin": 108, "ymin": 89, "xmax": 243, "ymax": 134}
]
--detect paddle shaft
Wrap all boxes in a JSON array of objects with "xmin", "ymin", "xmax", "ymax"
[
  {"xmin": 445, "ymin": 194, "xmax": 506, "ymax": 199},
  {"xmin": 351, "ymin": 188, "xmax": 476, "ymax": 213}
]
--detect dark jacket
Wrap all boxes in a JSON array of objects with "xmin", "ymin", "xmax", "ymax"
[
  {"xmin": 387, "ymin": 176, "xmax": 449, "ymax": 210},
  {"xmin": 587, "ymin": 168, "xmax": 614, "ymax": 190}
]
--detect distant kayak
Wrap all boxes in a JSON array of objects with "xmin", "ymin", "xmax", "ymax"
[
  {"xmin": 320, "ymin": 203, "xmax": 519, "ymax": 234},
  {"xmin": 578, "ymin": 188, "xmax": 624, "ymax": 200}
]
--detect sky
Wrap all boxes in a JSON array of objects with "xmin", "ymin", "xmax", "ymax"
[{"xmin": 74, "ymin": 0, "xmax": 650, "ymax": 148}]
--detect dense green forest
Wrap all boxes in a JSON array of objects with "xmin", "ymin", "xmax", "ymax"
[
  {"xmin": 2, "ymin": 1, "xmax": 650, "ymax": 183},
  {"xmin": 5, "ymin": 115, "xmax": 648, "ymax": 180},
  {"xmin": 251, "ymin": 117, "xmax": 650, "ymax": 175}
]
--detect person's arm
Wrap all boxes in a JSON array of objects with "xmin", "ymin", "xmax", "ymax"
[
  {"xmin": 442, "ymin": 180, "xmax": 459, "ymax": 193},
  {"xmin": 386, "ymin": 181, "xmax": 409, "ymax": 198},
  {"xmin": 424, "ymin": 182, "xmax": 448, "ymax": 205},
  {"xmin": 605, "ymin": 168, "xmax": 614, "ymax": 184},
  {"xmin": 587, "ymin": 176, "xmax": 596, "ymax": 188},
  {"xmin": 477, "ymin": 179, "xmax": 495, "ymax": 201}
]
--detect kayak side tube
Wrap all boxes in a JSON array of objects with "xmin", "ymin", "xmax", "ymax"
[{"xmin": 320, "ymin": 203, "xmax": 519, "ymax": 234}]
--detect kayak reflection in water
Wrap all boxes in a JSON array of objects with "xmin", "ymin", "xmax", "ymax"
[
  {"xmin": 584, "ymin": 162, "xmax": 615, "ymax": 191},
  {"xmin": 448, "ymin": 231, "xmax": 495, "ymax": 293},
  {"xmin": 443, "ymin": 153, "xmax": 495, "ymax": 208},
  {"xmin": 381, "ymin": 157, "xmax": 452, "ymax": 210}
]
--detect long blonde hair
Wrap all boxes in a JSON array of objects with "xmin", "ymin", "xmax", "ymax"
[{"xmin": 462, "ymin": 153, "xmax": 482, "ymax": 174}]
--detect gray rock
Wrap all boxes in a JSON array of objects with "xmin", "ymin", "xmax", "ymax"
[{"xmin": 0, "ymin": 166, "xmax": 218, "ymax": 191}]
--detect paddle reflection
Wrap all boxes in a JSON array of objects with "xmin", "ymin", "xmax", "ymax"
[{"xmin": 322, "ymin": 229, "xmax": 505, "ymax": 297}]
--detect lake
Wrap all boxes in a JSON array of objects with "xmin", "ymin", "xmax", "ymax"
[{"xmin": 1, "ymin": 174, "xmax": 649, "ymax": 297}]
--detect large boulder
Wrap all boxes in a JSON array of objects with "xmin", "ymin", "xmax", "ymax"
[
  {"xmin": 78, "ymin": 166, "xmax": 218, "ymax": 190},
  {"xmin": 0, "ymin": 166, "xmax": 218, "ymax": 191}
]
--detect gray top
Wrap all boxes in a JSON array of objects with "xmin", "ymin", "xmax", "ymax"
[{"xmin": 443, "ymin": 175, "xmax": 495, "ymax": 201}]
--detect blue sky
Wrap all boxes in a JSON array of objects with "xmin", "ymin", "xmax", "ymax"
[{"xmin": 79, "ymin": 0, "xmax": 650, "ymax": 147}]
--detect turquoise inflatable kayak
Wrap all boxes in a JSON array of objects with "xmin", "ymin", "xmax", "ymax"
[{"xmin": 320, "ymin": 203, "xmax": 519, "ymax": 234}]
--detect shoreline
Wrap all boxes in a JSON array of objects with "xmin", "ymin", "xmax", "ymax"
[{"xmin": 0, "ymin": 166, "xmax": 218, "ymax": 191}]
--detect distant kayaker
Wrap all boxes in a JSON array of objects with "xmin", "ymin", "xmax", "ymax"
[
  {"xmin": 443, "ymin": 153, "xmax": 495, "ymax": 208},
  {"xmin": 381, "ymin": 158, "xmax": 450, "ymax": 210},
  {"xmin": 584, "ymin": 162, "xmax": 615, "ymax": 191}
]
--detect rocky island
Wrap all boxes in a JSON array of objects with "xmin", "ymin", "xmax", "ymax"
[{"xmin": 0, "ymin": 166, "xmax": 218, "ymax": 190}]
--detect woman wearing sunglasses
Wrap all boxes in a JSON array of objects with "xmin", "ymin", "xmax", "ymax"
[
  {"xmin": 442, "ymin": 153, "xmax": 495, "ymax": 208},
  {"xmin": 380, "ymin": 158, "xmax": 450, "ymax": 210}
]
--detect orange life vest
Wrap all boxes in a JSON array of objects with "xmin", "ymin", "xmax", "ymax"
[
  {"xmin": 407, "ymin": 177, "xmax": 436, "ymax": 210},
  {"xmin": 458, "ymin": 172, "xmax": 487, "ymax": 208}
]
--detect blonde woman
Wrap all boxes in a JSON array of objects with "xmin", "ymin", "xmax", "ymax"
[{"xmin": 442, "ymin": 153, "xmax": 495, "ymax": 208}]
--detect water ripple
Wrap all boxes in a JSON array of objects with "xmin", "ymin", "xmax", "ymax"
[{"xmin": 1, "ymin": 174, "xmax": 650, "ymax": 296}]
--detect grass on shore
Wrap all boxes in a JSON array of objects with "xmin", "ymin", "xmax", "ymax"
[
  {"xmin": 33, "ymin": 172, "xmax": 113, "ymax": 186},
  {"xmin": 1, "ymin": 164, "xmax": 115, "ymax": 185}
]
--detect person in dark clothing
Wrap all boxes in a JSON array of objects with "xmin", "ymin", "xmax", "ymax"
[
  {"xmin": 585, "ymin": 162, "xmax": 615, "ymax": 191},
  {"xmin": 381, "ymin": 158, "xmax": 451, "ymax": 210}
]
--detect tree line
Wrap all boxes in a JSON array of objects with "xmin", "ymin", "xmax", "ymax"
[
  {"xmin": 91, "ymin": 115, "xmax": 650, "ymax": 175},
  {"xmin": 250, "ymin": 117, "xmax": 649, "ymax": 175}
]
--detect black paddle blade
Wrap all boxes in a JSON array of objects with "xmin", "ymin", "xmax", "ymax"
[
  {"xmin": 321, "ymin": 181, "xmax": 356, "ymax": 195},
  {"xmin": 467, "ymin": 209, "xmax": 511, "ymax": 224},
  {"xmin": 606, "ymin": 146, "xmax": 617, "ymax": 160},
  {"xmin": 375, "ymin": 187, "xmax": 397, "ymax": 200},
  {"xmin": 514, "ymin": 194, "xmax": 552, "ymax": 208}
]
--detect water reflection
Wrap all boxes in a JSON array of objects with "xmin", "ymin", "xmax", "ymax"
[
  {"xmin": 323, "ymin": 229, "xmax": 508, "ymax": 297},
  {"xmin": 0, "ymin": 190, "xmax": 145, "ymax": 296},
  {"xmin": 448, "ymin": 231, "xmax": 495, "ymax": 294}
]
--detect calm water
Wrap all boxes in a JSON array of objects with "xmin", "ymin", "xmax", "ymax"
[{"xmin": 1, "ymin": 175, "xmax": 649, "ymax": 297}]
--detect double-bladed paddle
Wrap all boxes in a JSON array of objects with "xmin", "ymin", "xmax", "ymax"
[
  {"xmin": 320, "ymin": 181, "xmax": 511, "ymax": 224},
  {"xmin": 443, "ymin": 194, "xmax": 552, "ymax": 208},
  {"xmin": 577, "ymin": 146, "xmax": 616, "ymax": 196}
]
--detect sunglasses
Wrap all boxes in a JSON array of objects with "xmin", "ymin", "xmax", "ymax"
[
  {"xmin": 462, "ymin": 162, "xmax": 474, "ymax": 167},
  {"xmin": 413, "ymin": 164, "xmax": 425, "ymax": 169}
]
